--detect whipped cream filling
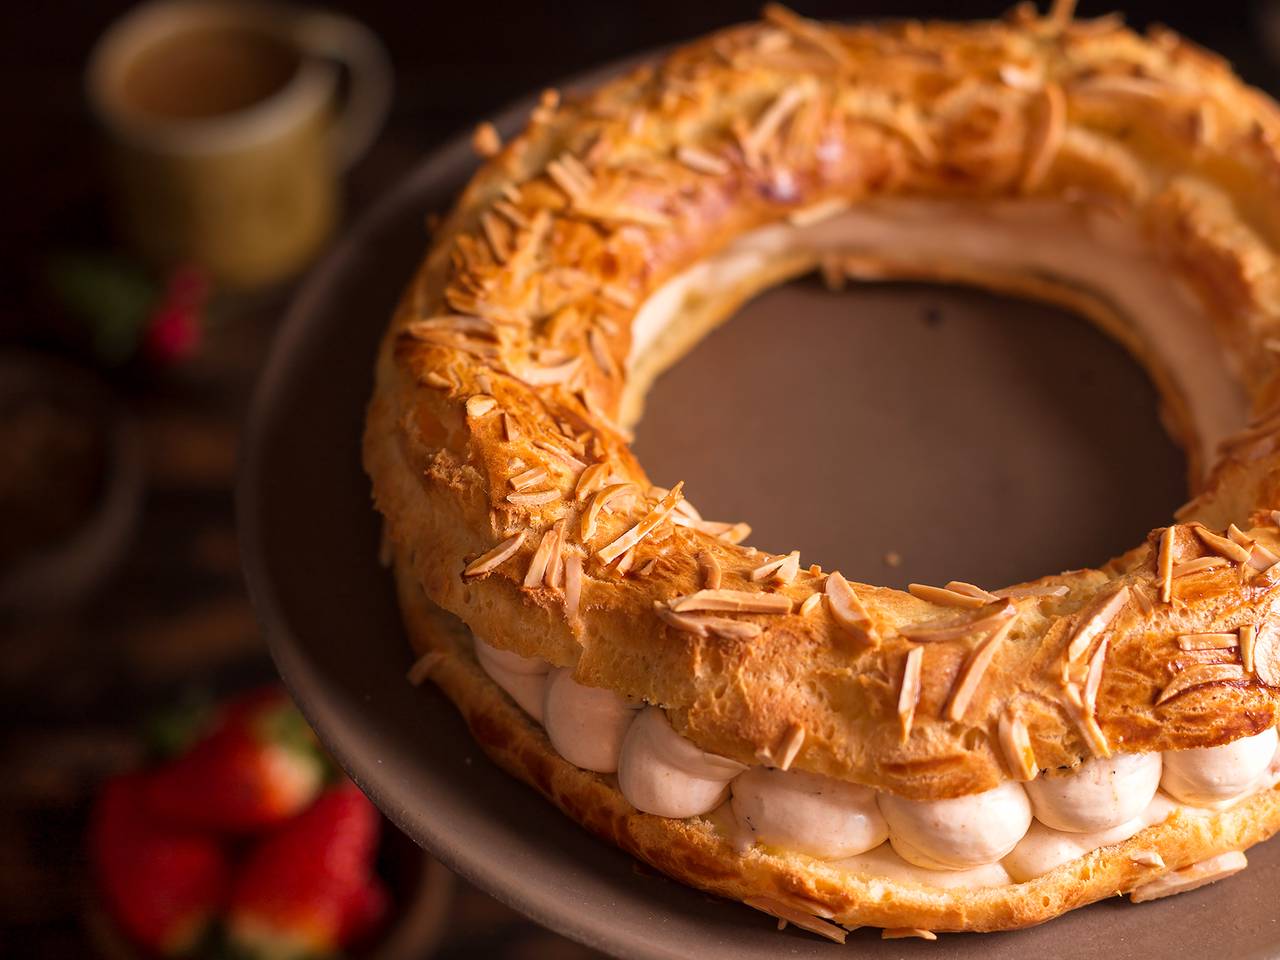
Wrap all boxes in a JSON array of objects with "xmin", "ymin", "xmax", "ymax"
[
  {"xmin": 1161, "ymin": 727, "xmax": 1280, "ymax": 807},
  {"xmin": 628, "ymin": 197, "xmax": 1248, "ymax": 474},
  {"xmin": 730, "ymin": 766, "xmax": 887, "ymax": 860},
  {"xmin": 468, "ymin": 637, "xmax": 1280, "ymax": 892},
  {"xmin": 543, "ymin": 666, "xmax": 640, "ymax": 773},
  {"xmin": 878, "ymin": 780, "xmax": 1033, "ymax": 870},
  {"xmin": 617, "ymin": 707, "xmax": 747, "ymax": 818},
  {"xmin": 1025, "ymin": 752, "xmax": 1163, "ymax": 833}
]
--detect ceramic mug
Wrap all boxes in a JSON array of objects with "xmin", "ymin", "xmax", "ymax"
[{"xmin": 87, "ymin": 1, "xmax": 391, "ymax": 288}]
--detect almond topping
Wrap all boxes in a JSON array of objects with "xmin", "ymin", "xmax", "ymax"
[
  {"xmin": 1156, "ymin": 663, "xmax": 1245, "ymax": 704},
  {"xmin": 882, "ymin": 929, "xmax": 937, "ymax": 942},
  {"xmin": 506, "ymin": 489, "xmax": 560, "ymax": 507},
  {"xmin": 597, "ymin": 482, "xmax": 683, "ymax": 563},
  {"xmin": 502, "ymin": 412, "xmax": 521, "ymax": 442},
  {"xmin": 751, "ymin": 550, "xmax": 801, "ymax": 585},
  {"xmin": 671, "ymin": 589, "xmax": 791, "ymax": 615},
  {"xmin": 676, "ymin": 144, "xmax": 731, "ymax": 175},
  {"xmin": 698, "ymin": 550, "xmax": 723, "ymax": 590},
  {"xmin": 1129, "ymin": 851, "xmax": 1247, "ymax": 903},
  {"xmin": 909, "ymin": 583, "xmax": 990, "ymax": 609},
  {"xmin": 564, "ymin": 553, "xmax": 583, "ymax": 623},
  {"xmin": 1229, "ymin": 523, "xmax": 1280, "ymax": 570},
  {"xmin": 510, "ymin": 466, "xmax": 550, "ymax": 491},
  {"xmin": 998, "ymin": 709, "xmax": 1038, "ymax": 781},
  {"xmin": 900, "ymin": 599, "xmax": 1014, "ymax": 643},
  {"xmin": 653, "ymin": 604, "xmax": 764, "ymax": 640},
  {"xmin": 898, "ymin": 646, "xmax": 924, "ymax": 741},
  {"xmin": 994, "ymin": 583, "xmax": 1070, "ymax": 599},
  {"xmin": 574, "ymin": 462, "xmax": 610, "ymax": 500},
  {"xmin": 465, "ymin": 394, "xmax": 498, "ymax": 418},
  {"xmin": 1240, "ymin": 623, "xmax": 1257, "ymax": 674},
  {"xmin": 1157, "ymin": 526, "xmax": 1176, "ymax": 603},
  {"xmin": 580, "ymin": 483, "xmax": 638, "ymax": 541},
  {"xmin": 1193, "ymin": 525, "xmax": 1251, "ymax": 564},
  {"xmin": 1020, "ymin": 82, "xmax": 1065, "ymax": 192},
  {"xmin": 462, "ymin": 531, "xmax": 526, "ymax": 579},
  {"xmin": 1254, "ymin": 622, "xmax": 1280, "ymax": 685},
  {"xmin": 799, "ymin": 593, "xmax": 822, "ymax": 617},
  {"xmin": 946, "ymin": 618, "xmax": 1016, "ymax": 722},
  {"xmin": 1172, "ymin": 556, "xmax": 1230, "ymax": 578},
  {"xmin": 1129, "ymin": 849, "xmax": 1165, "ymax": 869},
  {"xmin": 523, "ymin": 527, "xmax": 560, "ymax": 588},
  {"xmin": 774, "ymin": 723, "xmax": 806, "ymax": 771},
  {"xmin": 1065, "ymin": 586, "xmax": 1129, "ymax": 663},
  {"xmin": 1176, "ymin": 633, "xmax": 1239, "ymax": 650},
  {"xmin": 944, "ymin": 581, "xmax": 1000, "ymax": 602},
  {"xmin": 743, "ymin": 897, "xmax": 846, "ymax": 944},
  {"xmin": 826, "ymin": 571, "xmax": 875, "ymax": 641}
]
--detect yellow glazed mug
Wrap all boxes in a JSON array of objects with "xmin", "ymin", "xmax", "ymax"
[{"xmin": 87, "ymin": 1, "xmax": 391, "ymax": 288}]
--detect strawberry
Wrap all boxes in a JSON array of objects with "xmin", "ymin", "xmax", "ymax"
[
  {"xmin": 227, "ymin": 781, "xmax": 388, "ymax": 958},
  {"xmin": 144, "ymin": 687, "xmax": 327, "ymax": 834},
  {"xmin": 90, "ymin": 774, "xmax": 230, "ymax": 955}
]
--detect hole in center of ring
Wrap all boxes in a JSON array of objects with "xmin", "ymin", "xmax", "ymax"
[{"xmin": 632, "ymin": 276, "xmax": 1187, "ymax": 591}]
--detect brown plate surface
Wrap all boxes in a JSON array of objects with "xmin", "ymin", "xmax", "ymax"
[{"xmin": 239, "ymin": 60, "xmax": 1279, "ymax": 960}]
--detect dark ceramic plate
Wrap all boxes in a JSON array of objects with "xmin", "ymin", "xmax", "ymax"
[{"xmin": 239, "ymin": 59, "xmax": 1280, "ymax": 960}]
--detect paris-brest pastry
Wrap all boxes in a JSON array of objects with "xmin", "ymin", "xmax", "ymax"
[{"xmin": 364, "ymin": 2, "xmax": 1280, "ymax": 940}]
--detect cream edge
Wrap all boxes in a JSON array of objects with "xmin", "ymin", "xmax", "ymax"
[{"xmin": 471, "ymin": 634, "xmax": 1280, "ymax": 893}]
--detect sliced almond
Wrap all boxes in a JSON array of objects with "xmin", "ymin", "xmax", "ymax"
[
  {"xmin": 1193, "ymin": 525, "xmax": 1251, "ymax": 564},
  {"xmin": 909, "ymin": 583, "xmax": 989, "ymax": 609},
  {"xmin": 1066, "ymin": 586, "xmax": 1129, "ymax": 662},
  {"xmin": 523, "ymin": 527, "xmax": 560, "ymax": 588},
  {"xmin": 1176, "ymin": 633, "xmax": 1239, "ymax": 651},
  {"xmin": 998, "ymin": 709, "xmax": 1038, "ymax": 781},
  {"xmin": 598, "ymin": 483, "xmax": 683, "ymax": 563},
  {"xmin": 799, "ymin": 593, "xmax": 822, "ymax": 617},
  {"xmin": 1172, "ymin": 556, "xmax": 1230, "ymax": 578},
  {"xmin": 1254, "ymin": 622, "xmax": 1280, "ymax": 685},
  {"xmin": 742, "ymin": 897, "xmax": 846, "ymax": 944},
  {"xmin": 1129, "ymin": 851, "xmax": 1247, "ymax": 903},
  {"xmin": 1156, "ymin": 663, "xmax": 1245, "ymax": 704},
  {"xmin": 564, "ymin": 553, "xmax": 584, "ymax": 623},
  {"xmin": 898, "ymin": 645, "xmax": 924, "ymax": 741},
  {"xmin": 882, "ymin": 928, "xmax": 937, "ymax": 941},
  {"xmin": 580, "ymin": 483, "xmax": 637, "ymax": 541},
  {"xmin": 826, "ymin": 571, "xmax": 875, "ymax": 641},
  {"xmin": 945, "ymin": 581, "xmax": 1000, "ymax": 602},
  {"xmin": 462, "ymin": 531, "xmax": 526, "ymax": 579},
  {"xmin": 946, "ymin": 618, "xmax": 1015, "ymax": 722},
  {"xmin": 1157, "ymin": 526, "xmax": 1176, "ymax": 603},
  {"xmin": 900, "ymin": 600, "xmax": 1014, "ymax": 643},
  {"xmin": 671, "ymin": 589, "xmax": 791, "ymax": 615},
  {"xmin": 1240, "ymin": 623, "xmax": 1257, "ymax": 674}
]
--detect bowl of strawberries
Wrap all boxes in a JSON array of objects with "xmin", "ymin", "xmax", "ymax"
[{"xmin": 86, "ymin": 687, "xmax": 454, "ymax": 959}]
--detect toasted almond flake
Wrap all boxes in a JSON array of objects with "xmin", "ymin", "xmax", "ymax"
[
  {"xmin": 1254, "ymin": 622, "xmax": 1280, "ymax": 685},
  {"xmin": 1193, "ymin": 525, "xmax": 1251, "ymax": 564},
  {"xmin": 1229, "ymin": 523, "xmax": 1280, "ymax": 570},
  {"xmin": 787, "ymin": 197, "xmax": 850, "ymax": 227},
  {"xmin": 994, "ymin": 583, "xmax": 1070, "ymax": 599},
  {"xmin": 462, "ymin": 531, "xmax": 526, "ymax": 579},
  {"xmin": 1083, "ymin": 635, "xmax": 1109, "ymax": 711},
  {"xmin": 945, "ymin": 581, "xmax": 1000, "ymax": 602},
  {"xmin": 465, "ymin": 394, "xmax": 498, "ymax": 418},
  {"xmin": 761, "ymin": 3, "xmax": 853, "ymax": 67},
  {"xmin": 909, "ymin": 583, "xmax": 989, "ymax": 609},
  {"xmin": 598, "ymin": 483, "xmax": 684, "ymax": 563},
  {"xmin": 1241, "ymin": 623, "xmax": 1257, "ymax": 674},
  {"xmin": 751, "ymin": 551, "xmax": 801, "ymax": 585},
  {"xmin": 740, "ymin": 84, "xmax": 811, "ymax": 164},
  {"xmin": 580, "ymin": 483, "xmax": 638, "ymax": 541},
  {"xmin": 546, "ymin": 522, "xmax": 566, "ymax": 589},
  {"xmin": 574, "ymin": 462, "xmax": 610, "ymax": 500},
  {"xmin": 533, "ymin": 439, "xmax": 587, "ymax": 473},
  {"xmin": 901, "ymin": 600, "xmax": 1015, "ymax": 643},
  {"xmin": 492, "ymin": 199, "xmax": 528, "ymax": 229},
  {"xmin": 1066, "ymin": 586, "xmax": 1130, "ymax": 662},
  {"xmin": 479, "ymin": 211, "xmax": 511, "ymax": 263},
  {"xmin": 1020, "ymin": 82, "xmax": 1065, "ymax": 192},
  {"xmin": 653, "ymin": 604, "xmax": 763, "ymax": 639},
  {"xmin": 946, "ymin": 618, "xmax": 1016, "ymax": 722},
  {"xmin": 998, "ymin": 709, "xmax": 1038, "ymax": 780},
  {"xmin": 1156, "ymin": 663, "xmax": 1245, "ymax": 704},
  {"xmin": 1172, "ymin": 556, "xmax": 1230, "ymax": 578},
  {"xmin": 614, "ymin": 546, "xmax": 636, "ymax": 575},
  {"xmin": 471, "ymin": 121, "xmax": 501, "ymax": 157},
  {"xmin": 523, "ymin": 527, "xmax": 559, "ymax": 588},
  {"xmin": 1177, "ymin": 633, "xmax": 1239, "ymax": 650},
  {"xmin": 407, "ymin": 650, "xmax": 445, "ymax": 686},
  {"xmin": 671, "ymin": 588, "xmax": 792, "ymax": 615},
  {"xmin": 1130, "ymin": 851, "xmax": 1248, "ymax": 903},
  {"xmin": 510, "ymin": 466, "xmax": 549, "ymax": 491},
  {"xmin": 520, "ymin": 356, "xmax": 582, "ymax": 387},
  {"xmin": 1132, "ymin": 586, "xmax": 1154, "ymax": 615},
  {"xmin": 898, "ymin": 645, "xmax": 924, "ymax": 741},
  {"xmin": 506, "ymin": 489, "xmax": 560, "ymax": 507},
  {"xmin": 774, "ymin": 723, "xmax": 806, "ymax": 770},
  {"xmin": 743, "ymin": 897, "xmax": 846, "ymax": 944},
  {"xmin": 826, "ymin": 572, "xmax": 876, "ymax": 641},
  {"xmin": 718, "ymin": 521, "xmax": 753, "ymax": 544},
  {"xmin": 676, "ymin": 144, "xmax": 730, "ymax": 175},
  {"xmin": 600, "ymin": 283, "xmax": 637, "ymax": 310},
  {"xmin": 1157, "ymin": 526, "xmax": 1176, "ymax": 603},
  {"xmin": 546, "ymin": 157, "xmax": 591, "ymax": 202},
  {"xmin": 1272, "ymin": 510, "xmax": 1280, "ymax": 527},
  {"xmin": 638, "ymin": 558, "xmax": 659, "ymax": 577},
  {"xmin": 698, "ymin": 550, "xmax": 723, "ymax": 590},
  {"xmin": 424, "ymin": 371, "xmax": 453, "ymax": 390},
  {"xmin": 883, "ymin": 928, "xmax": 937, "ymax": 942},
  {"xmin": 502, "ymin": 412, "xmax": 521, "ymax": 442},
  {"xmin": 587, "ymin": 327, "xmax": 617, "ymax": 377},
  {"xmin": 1069, "ymin": 690, "xmax": 1112, "ymax": 758},
  {"xmin": 799, "ymin": 593, "xmax": 822, "ymax": 617},
  {"xmin": 1129, "ymin": 849, "xmax": 1165, "ymax": 868},
  {"xmin": 564, "ymin": 553, "xmax": 584, "ymax": 623}
]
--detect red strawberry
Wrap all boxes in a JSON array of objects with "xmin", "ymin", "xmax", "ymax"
[
  {"xmin": 90, "ymin": 774, "xmax": 230, "ymax": 955},
  {"xmin": 144, "ymin": 687, "xmax": 327, "ymax": 834},
  {"xmin": 227, "ymin": 781, "xmax": 388, "ymax": 957}
]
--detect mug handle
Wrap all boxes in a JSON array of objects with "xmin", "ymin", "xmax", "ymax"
[{"xmin": 295, "ymin": 10, "xmax": 392, "ymax": 171}]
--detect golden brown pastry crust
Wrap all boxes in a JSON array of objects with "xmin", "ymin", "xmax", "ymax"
[
  {"xmin": 365, "ymin": 4, "xmax": 1280, "ymax": 803},
  {"xmin": 395, "ymin": 561, "xmax": 1280, "ymax": 933}
]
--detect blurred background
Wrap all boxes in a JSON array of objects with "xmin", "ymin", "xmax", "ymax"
[{"xmin": 3, "ymin": 1, "xmax": 1279, "ymax": 957}]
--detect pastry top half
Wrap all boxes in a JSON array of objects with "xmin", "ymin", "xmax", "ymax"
[{"xmin": 364, "ymin": 4, "xmax": 1280, "ymax": 802}]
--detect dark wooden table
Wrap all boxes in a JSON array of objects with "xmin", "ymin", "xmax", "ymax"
[{"xmin": 2, "ymin": 2, "xmax": 1277, "ymax": 957}]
